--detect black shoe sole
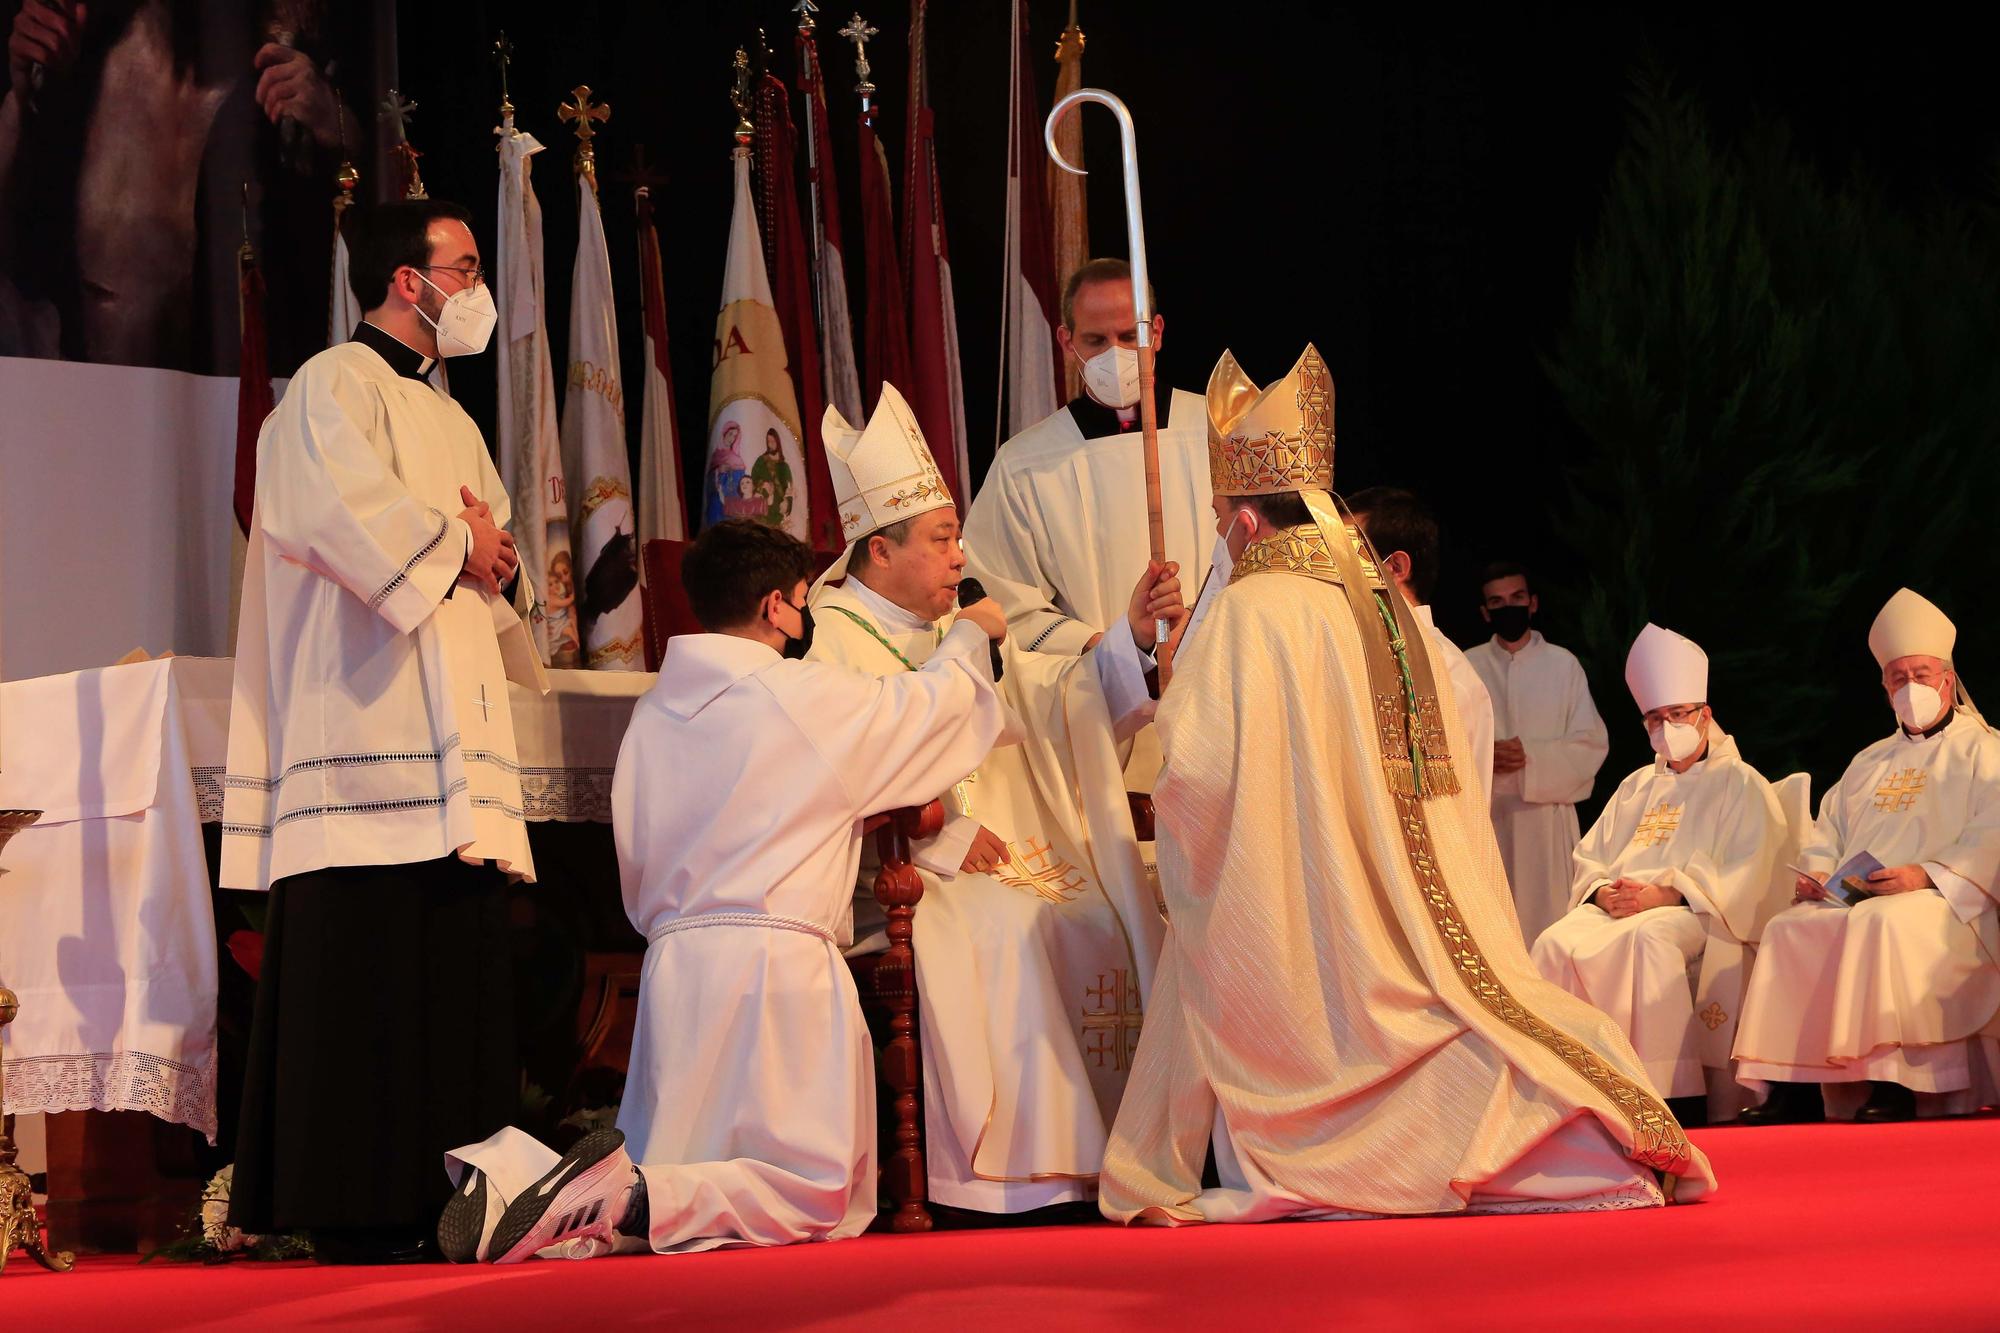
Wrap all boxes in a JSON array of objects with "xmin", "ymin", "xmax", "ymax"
[
  {"xmin": 437, "ymin": 1169, "xmax": 489, "ymax": 1264},
  {"xmin": 486, "ymin": 1128, "xmax": 627, "ymax": 1265}
]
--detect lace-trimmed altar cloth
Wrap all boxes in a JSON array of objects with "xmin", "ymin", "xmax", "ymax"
[{"xmin": 0, "ymin": 656, "xmax": 653, "ymax": 1139}]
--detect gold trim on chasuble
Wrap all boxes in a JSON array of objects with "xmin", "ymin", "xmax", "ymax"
[
  {"xmin": 1631, "ymin": 802, "xmax": 1685, "ymax": 849},
  {"xmin": 835, "ymin": 603, "xmax": 1138, "ymax": 1185},
  {"xmin": 1230, "ymin": 508, "xmax": 1694, "ymax": 1178}
]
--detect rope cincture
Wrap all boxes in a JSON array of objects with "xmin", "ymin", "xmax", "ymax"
[{"xmin": 1373, "ymin": 589, "xmax": 1429, "ymax": 798}]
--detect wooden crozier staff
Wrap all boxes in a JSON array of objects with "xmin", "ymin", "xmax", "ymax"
[{"xmin": 1045, "ymin": 88, "xmax": 1174, "ymax": 684}]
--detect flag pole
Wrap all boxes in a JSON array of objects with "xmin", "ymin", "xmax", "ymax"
[{"xmin": 1045, "ymin": 88, "xmax": 1171, "ymax": 678}]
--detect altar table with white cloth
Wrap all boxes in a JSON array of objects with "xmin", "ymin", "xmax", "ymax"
[{"xmin": 0, "ymin": 656, "xmax": 650, "ymax": 1142}]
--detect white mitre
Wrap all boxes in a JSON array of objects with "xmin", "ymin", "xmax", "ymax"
[
  {"xmin": 812, "ymin": 382, "xmax": 956, "ymax": 593},
  {"xmin": 1868, "ymin": 587, "xmax": 1956, "ymax": 667},
  {"xmin": 1624, "ymin": 623, "xmax": 1708, "ymax": 713}
]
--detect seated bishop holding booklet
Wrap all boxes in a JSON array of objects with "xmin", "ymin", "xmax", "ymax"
[{"xmin": 1734, "ymin": 589, "xmax": 2000, "ymax": 1123}]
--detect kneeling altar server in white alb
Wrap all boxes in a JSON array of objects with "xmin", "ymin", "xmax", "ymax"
[
  {"xmin": 1101, "ymin": 346, "xmax": 1714, "ymax": 1226},
  {"xmin": 1735, "ymin": 589, "xmax": 2000, "ymax": 1121},
  {"xmin": 222, "ymin": 201, "xmax": 543, "ymax": 1262},
  {"xmin": 810, "ymin": 383, "xmax": 1181, "ymax": 1213},
  {"xmin": 437, "ymin": 519, "xmax": 1010, "ymax": 1262},
  {"xmin": 1532, "ymin": 624, "xmax": 1791, "ymax": 1116}
]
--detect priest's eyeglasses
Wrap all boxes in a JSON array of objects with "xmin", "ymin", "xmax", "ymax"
[
  {"xmin": 422, "ymin": 263, "xmax": 488, "ymax": 286},
  {"xmin": 1642, "ymin": 704, "xmax": 1706, "ymax": 728}
]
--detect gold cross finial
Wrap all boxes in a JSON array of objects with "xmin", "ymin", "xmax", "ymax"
[
  {"xmin": 838, "ymin": 12, "xmax": 878, "ymax": 101},
  {"xmin": 793, "ymin": 0, "xmax": 820, "ymax": 33},
  {"xmin": 559, "ymin": 84, "xmax": 612, "ymax": 189},
  {"xmin": 729, "ymin": 49, "xmax": 754, "ymax": 148}
]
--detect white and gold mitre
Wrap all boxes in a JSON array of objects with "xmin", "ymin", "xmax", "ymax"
[
  {"xmin": 1624, "ymin": 623, "xmax": 1708, "ymax": 713},
  {"xmin": 1868, "ymin": 587, "xmax": 1956, "ymax": 667},
  {"xmin": 1206, "ymin": 343, "xmax": 1335, "ymax": 497},
  {"xmin": 822, "ymin": 382, "xmax": 954, "ymax": 544}
]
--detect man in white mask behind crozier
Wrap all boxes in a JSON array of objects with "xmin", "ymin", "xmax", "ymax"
[{"xmin": 963, "ymin": 258, "xmax": 1213, "ymax": 794}]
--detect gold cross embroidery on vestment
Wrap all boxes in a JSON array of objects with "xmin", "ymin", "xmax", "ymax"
[
  {"xmin": 1873, "ymin": 767, "xmax": 1926, "ymax": 813},
  {"xmin": 1081, "ymin": 969, "xmax": 1143, "ymax": 1072},
  {"xmin": 994, "ymin": 837, "xmax": 1087, "ymax": 904},
  {"xmin": 1631, "ymin": 801, "xmax": 1684, "ymax": 849},
  {"xmin": 1699, "ymin": 1003, "xmax": 1728, "ymax": 1031}
]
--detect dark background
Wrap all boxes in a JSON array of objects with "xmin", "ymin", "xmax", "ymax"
[
  {"xmin": 10, "ymin": 1, "xmax": 1985, "ymax": 800},
  {"xmin": 399, "ymin": 1, "xmax": 1995, "ymax": 648}
]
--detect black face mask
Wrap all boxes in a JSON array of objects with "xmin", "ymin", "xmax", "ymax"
[
  {"xmin": 779, "ymin": 601, "xmax": 816, "ymax": 660},
  {"xmin": 1487, "ymin": 605, "xmax": 1532, "ymax": 643}
]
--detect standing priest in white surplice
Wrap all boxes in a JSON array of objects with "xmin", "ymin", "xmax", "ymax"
[
  {"xmin": 1533, "ymin": 625, "xmax": 1790, "ymax": 1117},
  {"xmin": 1735, "ymin": 589, "xmax": 2000, "ymax": 1122},
  {"xmin": 963, "ymin": 259, "xmax": 1211, "ymax": 791},
  {"xmin": 810, "ymin": 383, "xmax": 1179, "ymax": 1214},
  {"xmin": 221, "ymin": 200, "xmax": 541, "ymax": 1260}
]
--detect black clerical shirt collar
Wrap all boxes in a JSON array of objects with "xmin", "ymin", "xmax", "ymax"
[
  {"xmin": 1065, "ymin": 393, "xmax": 1137, "ymax": 439},
  {"xmin": 1902, "ymin": 708, "xmax": 1957, "ymax": 742},
  {"xmin": 353, "ymin": 320, "xmax": 438, "ymax": 382}
]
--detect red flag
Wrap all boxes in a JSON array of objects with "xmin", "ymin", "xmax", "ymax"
[
  {"xmin": 1001, "ymin": 0, "xmax": 1065, "ymax": 438},
  {"xmin": 857, "ymin": 105, "xmax": 914, "ymax": 427},
  {"xmin": 902, "ymin": 0, "xmax": 969, "ymax": 502},
  {"xmin": 635, "ymin": 185, "xmax": 688, "ymax": 546},
  {"xmin": 798, "ymin": 24, "xmax": 865, "ymax": 427},
  {"xmin": 755, "ymin": 73, "xmax": 840, "ymax": 557},
  {"xmin": 233, "ymin": 240, "xmax": 273, "ymax": 535}
]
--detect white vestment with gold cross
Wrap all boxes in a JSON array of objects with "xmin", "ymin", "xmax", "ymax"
[
  {"xmin": 1735, "ymin": 711, "xmax": 2000, "ymax": 1112},
  {"xmin": 809, "ymin": 576, "xmax": 1166, "ymax": 1211},
  {"xmin": 1531, "ymin": 730, "xmax": 1792, "ymax": 1102}
]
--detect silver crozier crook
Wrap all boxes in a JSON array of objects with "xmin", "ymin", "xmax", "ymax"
[{"xmin": 1045, "ymin": 88, "xmax": 1174, "ymax": 683}]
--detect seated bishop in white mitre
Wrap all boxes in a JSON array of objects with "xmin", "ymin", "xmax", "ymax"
[
  {"xmin": 1532, "ymin": 624, "xmax": 1792, "ymax": 1115},
  {"xmin": 807, "ymin": 384, "xmax": 1175, "ymax": 1212},
  {"xmin": 1734, "ymin": 589, "xmax": 2000, "ymax": 1119}
]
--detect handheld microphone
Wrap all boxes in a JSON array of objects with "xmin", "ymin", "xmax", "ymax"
[{"xmin": 955, "ymin": 577, "xmax": 1003, "ymax": 681}]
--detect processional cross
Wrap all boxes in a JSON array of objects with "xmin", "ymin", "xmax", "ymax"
[{"xmin": 559, "ymin": 85, "xmax": 612, "ymax": 188}]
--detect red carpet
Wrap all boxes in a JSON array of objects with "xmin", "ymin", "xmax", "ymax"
[{"xmin": 8, "ymin": 1119, "xmax": 1996, "ymax": 1331}]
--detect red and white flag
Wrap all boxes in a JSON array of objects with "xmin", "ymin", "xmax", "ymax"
[
  {"xmin": 755, "ymin": 71, "xmax": 841, "ymax": 558},
  {"xmin": 634, "ymin": 185, "xmax": 687, "ymax": 546},
  {"xmin": 902, "ymin": 0, "xmax": 969, "ymax": 502},
  {"xmin": 561, "ymin": 175, "xmax": 642, "ymax": 671},
  {"xmin": 1000, "ymin": 0, "xmax": 1065, "ymax": 439},
  {"xmin": 704, "ymin": 148, "xmax": 809, "ymax": 543},
  {"xmin": 797, "ymin": 24, "xmax": 864, "ymax": 427},
  {"xmin": 494, "ymin": 120, "xmax": 577, "ymax": 668},
  {"xmin": 857, "ymin": 105, "xmax": 913, "ymax": 422}
]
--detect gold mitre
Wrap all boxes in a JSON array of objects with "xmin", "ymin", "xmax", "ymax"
[{"xmin": 1207, "ymin": 344, "xmax": 1335, "ymax": 497}]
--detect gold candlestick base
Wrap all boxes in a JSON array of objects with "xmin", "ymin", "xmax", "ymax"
[{"xmin": 1, "ymin": 808, "xmax": 76, "ymax": 1274}]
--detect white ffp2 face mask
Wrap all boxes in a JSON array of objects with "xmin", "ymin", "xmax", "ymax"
[
  {"xmin": 1649, "ymin": 719, "xmax": 1703, "ymax": 763},
  {"xmin": 1892, "ymin": 681, "xmax": 1946, "ymax": 732},
  {"xmin": 1081, "ymin": 344, "xmax": 1141, "ymax": 409},
  {"xmin": 417, "ymin": 273, "xmax": 497, "ymax": 358}
]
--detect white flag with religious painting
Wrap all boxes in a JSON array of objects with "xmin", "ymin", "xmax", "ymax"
[
  {"xmin": 703, "ymin": 149, "xmax": 808, "ymax": 540},
  {"xmin": 561, "ymin": 176, "xmax": 642, "ymax": 670}
]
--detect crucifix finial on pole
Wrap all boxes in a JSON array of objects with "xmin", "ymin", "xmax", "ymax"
[
  {"xmin": 730, "ymin": 49, "xmax": 754, "ymax": 149},
  {"xmin": 493, "ymin": 32, "xmax": 515, "ymax": 123},
  {"xmin": 559, "ymin": 84, "xmax": 612, "ymax": 191},
  {"xmin": 838, "ymin": 12, "xmax": 878, "ymax": 108}
]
